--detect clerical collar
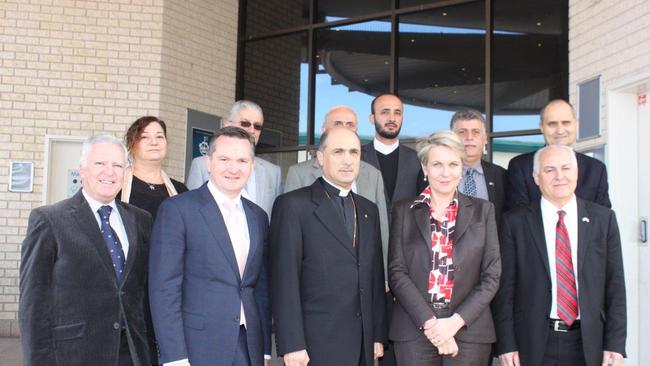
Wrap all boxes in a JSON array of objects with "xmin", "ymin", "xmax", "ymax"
[
  {"xmin": 373, "ymin": 137, "xmax": 399, "ymax": 155},
  {"xmin": 321, "ymin": 177, "xmax": 351, "ymax": 197}
]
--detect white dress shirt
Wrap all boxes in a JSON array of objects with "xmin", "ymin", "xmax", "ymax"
[
  {"xmin": 82, "ymin": 190, "xmax": 129, "ymax": 259},
  {"xmin": 540, "ymin": 195, "xmax": 580, "ymax": 319},
  {"xmin": 373, "ymin": 137, "xmax": 399, "ymax": 155}
]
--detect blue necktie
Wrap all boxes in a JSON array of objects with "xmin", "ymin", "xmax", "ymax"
[
  {"xmin": 97, "ymin": 206, "xmax": 126, "ymax": 283},
  {"xmin": 463, "ymin": 168, "xmax": 478, "ymax": 197}
]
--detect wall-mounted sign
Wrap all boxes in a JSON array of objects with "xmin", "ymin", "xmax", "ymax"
[{"xmin": 9, "ymin": 161, "xmax": 34, "ymax": 193}]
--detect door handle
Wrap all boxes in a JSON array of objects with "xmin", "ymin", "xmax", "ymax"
[{"xmin": 641, "ymin": 218, "xmax": 648, "ymax": 244}]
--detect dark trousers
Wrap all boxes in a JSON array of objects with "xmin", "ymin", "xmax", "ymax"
[
  {"xmin": 542, "ymin": 327, "xmax": 585, "ymax": 366},
  {"xmin": 378, "ymin": 291, "xmax": 396, "ymax": 366},
  {"xmin": 233, "ymin": 325, "xmax": 252, "ymax": 366},
  {"xmin": 117, "ymin": 331, "xmax": 134, "ymax": 366}
]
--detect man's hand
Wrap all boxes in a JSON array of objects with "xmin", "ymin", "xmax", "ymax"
[
  {"xmin": 264, "ymin": 360, "xmax": 270, "ymax": 366},
  {"xmin": 602, "ymin": 351, "xmax": 624, "ymax": 366},
  {"xmin": 436, "ymin": 337, "xmax": 459, "ymax": 357},
  {"xmin": 424, "ymin": 313, "xmax": 464, "ymax": 345},
  {"xmin": 385, "ymin": 282, "xmax": 390, "ymax": 293},
  {"xmin": 498, "ymin": 351, "xmax": 520, "ymax": 366},
  {"xmin": 283, "ymin": 349, "xmax": 310, "ymax": 366},
  {"xmin": 374, "ymin": 342, "xmax": 384, "ymax": 359}
]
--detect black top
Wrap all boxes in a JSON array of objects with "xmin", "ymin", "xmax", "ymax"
[
  {"xmin": 376, "ymin": 148, "xmax": 399, "ymax": 203},
  {"xmin": 121, "ymin": 176, "xmax": 188, "ymax": 221}
]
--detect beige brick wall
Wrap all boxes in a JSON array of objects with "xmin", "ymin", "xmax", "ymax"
[
  {"xmin": 569, "ymin": 0, "xmax": 650, "ymax": 123},
  {"xmin": 0, "ymin": 0, "xmax": 238, "ymax": 336}
]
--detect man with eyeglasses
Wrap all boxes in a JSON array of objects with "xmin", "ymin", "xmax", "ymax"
[{"xmin": 186, "ymin": 100, "xmax": 282, "ymax": 218}]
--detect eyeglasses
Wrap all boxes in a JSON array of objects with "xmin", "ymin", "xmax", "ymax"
[{"xmin": 237, "ymin": 119, "xmax": 263, "ymax": 131}]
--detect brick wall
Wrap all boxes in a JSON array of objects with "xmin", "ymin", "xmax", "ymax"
[
  {"xmin": 0, "ymin": 0, "xmax": 237, "ymax": 336},
  {"xmin": 569, "ymin": 0, "xmax": 650, "ymax": 119}
]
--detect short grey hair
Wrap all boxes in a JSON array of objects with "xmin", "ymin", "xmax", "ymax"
[
  {"xmin": 80, "ymin": 134, "xmax": 128, "ymax": 167},
  {"xmin": 416, "ymin": 130, "xmax": 467, "ymax": 166},
  {"xmin": 324, "ymin": 105, "xmax": 357, "ymax": 123},
  {"xmin": 318, "ymin": 127, "xmax": 360, "ymax": 152},
  {"xmin": 226, "ymin": 100, "xmax": 263, "ymax": 123},
  {"xmin": 532, "ymin": 144, "xmax": 577, "ymax": 175},
  {"xmin": 449, "ymin": 108, "xmax": 486, "ymax": 133}
]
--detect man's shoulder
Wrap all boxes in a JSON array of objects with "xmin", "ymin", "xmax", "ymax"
[
  {"xmin": 576, "ymin": 152, "xmax": 606, "ymax": 171},
  {"xmin": 481, "ymin": 159, "xmax": 507, "ymax": 174},
  {"xmin": 254, "ymin": 156, "xmax": 281, "ymax": 171},
  {"xmin": 502, "ymin": 202, "xmax": 536, "ymax": 223},
  {"xmin": 359, "ymin": 159, "xmax": 380, "ymax": 173},
  {"xmin": 117, "ymin": 199, "xmax": 152, "ymax": 221},
  {"xmin": 508, "ymin": 151, "xmax": 535, "ymax": 168}
]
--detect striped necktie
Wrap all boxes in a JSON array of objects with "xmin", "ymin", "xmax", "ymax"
[{"xmin": 555, "ymin": 210, "xmax": 578, "ymax": 325}]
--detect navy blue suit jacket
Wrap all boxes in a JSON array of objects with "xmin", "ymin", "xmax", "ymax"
[
  {"xmin": 149, "ymin": 184, "xmax": 271, "ymax": 366},
  {"xmin": 506, "ymin": 151, "xmax": 611, "ymax": 210}
]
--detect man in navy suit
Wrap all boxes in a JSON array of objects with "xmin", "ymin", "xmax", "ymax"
[
  {"xmin": 506, "ymin": 99, "xmax": 611, "ymax": 210},
  {"xmin": 149, "ymin": 127, "xmax": 271, "ymax": 366}
]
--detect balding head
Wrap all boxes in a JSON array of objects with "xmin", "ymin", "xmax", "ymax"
[{"xmin": 322, "ymin": 106, "xmax": 358, "ymax": 132}]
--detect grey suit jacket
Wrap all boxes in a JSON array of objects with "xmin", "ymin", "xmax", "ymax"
[
  {"xmin": 388, "ymin": 194, "xmax": 501, "ymax": 343},
  {"xmin": 19, "ymin": 190, "xmax": 153, "ymax": 366},
  {"xmin": 284, "ymin": 158, "xmax": 390, "ymax": 277},
  {"xmin": 186, "ymin": 155, "xmax": 281, "ymax": 217}
]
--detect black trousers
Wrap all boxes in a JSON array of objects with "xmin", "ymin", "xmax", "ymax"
[
  {"xmin": 233, "ymin": 325, "xmax": 253, "ymax": 366},
  {"xmin": 542, "ymin": 327, "xmax": 586, "ymax": 366},
  {"xmin": 117, "ymin": 330, "xmax": 134, "ymax": 366},
  {"xmin": 378, "ymin": 291, "xmax": 397, "ymax": 366}
]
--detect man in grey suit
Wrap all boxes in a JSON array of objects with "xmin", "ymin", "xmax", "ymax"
[
  {"xmin": 284, "ymin": 105, "xmax": 390, "ymax": 284},
  {"xmin": 186, "ymin": 100, "xmax": 281, "ymax": 217},
  {"xmin": 20, "ymin": 135, "xmax": 153, "ymax": 366}
]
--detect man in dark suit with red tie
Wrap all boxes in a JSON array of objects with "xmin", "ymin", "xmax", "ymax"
[
  {"xmin": 506, "ymin": 99, "xmax": 611, "ymax": 210},
  {"xmin": 270, "ymin": 127, "xmax": 387, "ymax": 366},
  {"xmin": 493, "ymin": 145, "xmax": 626, "ymax": 366}
]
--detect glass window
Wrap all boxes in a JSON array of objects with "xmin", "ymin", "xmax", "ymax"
[
  {"xmin": 245, "ymin": 0, "xmax": 308, "ymax": 37},
  {"xmin": 491, "ymin": 134, "xmax": 544, "ymax": 169},
  {"xmin": 318, "ymin": 0, "xmax": 391, "ymax": 23},
  {"xmin": 397, "ymin": 1, "xmax": 485, "ymax": 139},
  {"xmin": 492, "ymin": 0, "xmax": 568, "ymax": 131},
  {"xmin": 242, "ymin": 32, "xmax": 308, "ymax": 148},
  {"xmin": 313, "ymin": 20, "xmax": 391, "ymax": 141}
]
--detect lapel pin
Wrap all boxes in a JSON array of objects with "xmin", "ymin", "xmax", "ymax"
[
  {"xmin": 488, "ymin": 181, "xmax": 495, "ymax": 186},
  {"xmin": 364, "ymin": 213, "xmax": 368, "ymax": 219},
  {"xmin": 582, "ymin": 217, "xmax": 590, "ymax": 223}
]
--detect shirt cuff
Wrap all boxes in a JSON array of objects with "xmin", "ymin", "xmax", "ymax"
[
  {"xmin": 164, "ymin": 359, "xmax": 189, "ymax": 366},
  {"xmin": 264, "ymin": 354, "xmax": 271, "ymax": 360}
]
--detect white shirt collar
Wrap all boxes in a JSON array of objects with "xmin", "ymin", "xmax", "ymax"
[
  {"xmin": 207, "ymin": 180, "xmax": 243, "ymax": 208},
  {"xmin": 540, "ymin": 194, "xmax": 577, "ymax": 217},
  {"xmin": 373, "ymin": 137, "xmax": 399, "ymax": 155},
  {"xmin": 82, "ymin": 189, "xmax": 118, "ymax": 213},
  {"xmin": 322, "ymin": 176, "xmax": 351, "ymax": 197}
]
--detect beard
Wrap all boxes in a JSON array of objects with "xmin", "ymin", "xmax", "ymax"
[{"xmin": 375, "ymin": 122, "xmax": 401, "ymax": 139}]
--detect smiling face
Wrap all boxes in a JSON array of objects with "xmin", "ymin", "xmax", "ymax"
[
  {"xmin": 207, "ymin": 135, "xmax": 254, "ymax": 199},
  {"xmin": 422, "ymin": 145, "xmax": 463, "ymax": 198},
  {"xmin": 533, "ymin": 146, "xmax": 578, "ymax": 208},
  {"xmin": 370, "ymin": 94, "xmax": 403, "ymax": 142},
  {"xmin": 316, "ymin": 127, "xmax": 361, "ymax": 190},
  {"xmin": 452, "ymin": 118, "xmax": 486, "ymax": 165},
  {"xmin": 79, "ymin": 143, "xmax": 126, "ymax": 204},
  {"xmin": 132, "ymin": 121, "xmax": 167, "ymax": 162},
  {"xmin": 540, "ymin": 101, "xmax": 579, "ymax": 146}
]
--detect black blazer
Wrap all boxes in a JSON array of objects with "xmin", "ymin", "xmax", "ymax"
[
  {"xmin": 388, "ymin": 194, "xmax": 501, "ymax": 344},
  {"xmin": 361, "ymin": 142, "xmax": 426, "ymax": 206},
  {"xmin": 270, "ymin": 179, "xmax": 387, "ymax": 366},
  {"xmin": 19, "ymin": 190, "xmax": 153, "ymax": 366},
  {"xmin": 506, "ymin": 150, "xmax": 611, "ymax": 210},
  {"xmin": 493, "ymin": 199, "xmax": 626, "ymax": 366},
  {"xmin": 481, "ymin": 160, "xmax": 508, "ymax": 224}
]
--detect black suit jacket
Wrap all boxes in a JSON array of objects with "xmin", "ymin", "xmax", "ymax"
[
  {"xmin": 506, "ymin": 150, "xmax": 611, "ymax": 210},
  {"xmin": 480, "ymin": 160, "xmax": 508, "ymax": 224},
  {"xmin": 493, "ymin": 199, "xmax": 626, "ymax": 366},
  {"xmin": 361, "ymin": 143, "xmax": 426, "ymax": 206},
  {"xmin": 270, "ymin": 179, "xmax": 387, "ymax": 366},
  {"xmin": 19, "ymin": 190, "xmax": 153, "ymax": 366},
  {"xmin": 388, "ymin": 194, "xmax": 501, "ymax": 344}
]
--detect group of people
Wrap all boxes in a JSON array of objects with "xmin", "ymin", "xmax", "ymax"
[{"xmin": 18, "ymin": 94, "xmax": 626, "ymax": 366}]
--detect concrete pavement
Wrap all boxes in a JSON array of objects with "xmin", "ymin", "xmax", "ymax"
[{"xmin": 0, "ymin": 337, "xmax": 21, "ymax": 366}]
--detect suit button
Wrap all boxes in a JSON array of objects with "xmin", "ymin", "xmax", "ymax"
[
  {"xmin": 119, "ymin": 291, "xmax": 125, "ymax": 296},
  {"xmin": 356, "ymin": 312, "xmax": 361, "ymax": 318},
  {"xmin": 357, "ymin": 263, "xmax": 361, "ymax": 267},
  {"xmin": 113, "ymin": 322, "xmax": 120, "ymax": 330},
  {"xmin": 360, "ymin": 288, "xmax": 364, "ymax": 293},
  {"xmin": 234, "ymin": 316, "xmax": 240, "ymax": 323}
]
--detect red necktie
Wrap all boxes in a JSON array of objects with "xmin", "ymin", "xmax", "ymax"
[{"xmin": 556, "ymin": 210, "xmax": 578, "ymax": 325}]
